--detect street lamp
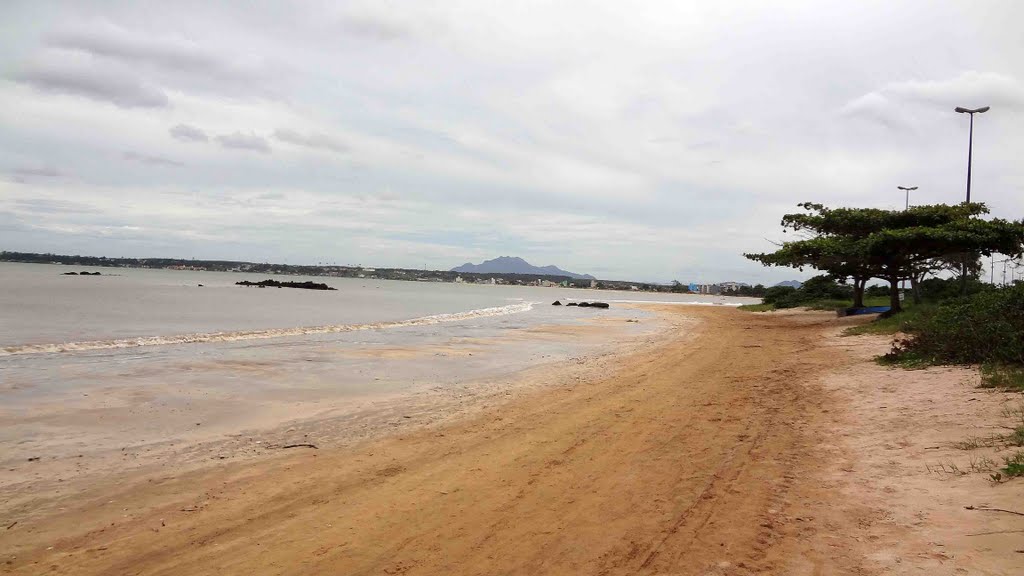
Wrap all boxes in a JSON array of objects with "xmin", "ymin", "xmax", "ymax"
[
  {"xmin": 954, "ymin": 106, "xmax": 990, "ymax": 295},
  {"xmin": 954, "ymin": 106, "xmax": 990, "ymax": 203},
  {"xmin": 897, "ymin": 186, "xmax": 917, "ymax": 210}
]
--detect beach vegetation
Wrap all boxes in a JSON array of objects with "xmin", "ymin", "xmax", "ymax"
[
  {"xmin": 745, "ymin": 202, "xmax": 1024, "ymax": 314},
  {"xmin": 884, "ymin": 282, "xmax": 1024, "ymax": 368},
  {"xmin": 736, "ymin": 303, "xmax": 775, "ymax": 312},
  {"xmin": 979, "ymin": 363, "xmax": 1024, "ymax": 391},
  {"xmin": 995, "ymin": 451, "xmax": 1024, "ymax": 481}
]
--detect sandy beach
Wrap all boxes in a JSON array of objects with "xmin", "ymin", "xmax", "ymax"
[{"xmin": 3, "ymin": 306, "xmax": 1023, "ymax": 575}]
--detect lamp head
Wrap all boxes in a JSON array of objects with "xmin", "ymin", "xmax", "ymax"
[{"xmin": 955, "ymin": 106, "xmax": 991, "ymax": 114}]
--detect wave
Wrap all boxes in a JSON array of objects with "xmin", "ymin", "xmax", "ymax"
[
  {"xmin": 1, "ymin": 302, "xmax": 536, "ymax": 356},
  {"xmin": 564, "ymin": 298, "xmax": 748, "ymax": 307}
]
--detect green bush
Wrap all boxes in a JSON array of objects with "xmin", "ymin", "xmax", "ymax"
[
  {"xmin": 916, "ymin": 277, "xmax": 989, "ymax": 302},
  {"xmin": 762, "ymin": 285, "xmax": 796, "ymax": 305},
  {"xmin": 887, "ymin": 283, "xmax": 1024, "ymax": 366},
  {"xmin": 768, "ymin": 275, "xmax": 853, "ymax": 309},
  {"xmin": 799, "ymin": 275, "xmax": 854, "ymax": 301},
  {"xmin": 865, "ymin": 284, "xmax": 890, "ymax": 298}
]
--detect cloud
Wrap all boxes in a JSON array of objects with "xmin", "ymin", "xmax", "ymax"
[
  {"xmin": 9, "ymin": 166, "xmax": 63, "ymax": 179},
  {"xmin": 884, "ymin": 71, "xmax": 1024, "ymax": 108},
  {"xmin": 341, "ymin": 12, "xmax": 413, "ymax": 41},
  {"xmin": 123, "ymin": 151, "xmax": 184, "ymax": 167},
  {"xmin": 273, "ymin": 129, "xmax": 348, "ymax": 153},
  {"xmin": 215, "ymin": 132, "xmax": 271, "ymax": 153},
  {"xmin": 169, "ymin": 124, "xmax": 209, "ymax": 143},
  {"xmin": 50, "ymin": 22, "xmax": 229, "ymax": 75},
  {"xmin": 3, "ymin": 2, "xmax": 1024, "ymax": 283},
  {"xmin": 841, "ymin": 71, "xmax": 1024, "ymax": 127},
  {"xmin": 16, "ymin": 59, "xmax": 168, "ymax": 108}
]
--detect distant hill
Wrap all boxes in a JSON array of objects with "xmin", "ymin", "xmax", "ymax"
[
  {"xmin": 774, "ymin": 280, "xmax": 803, "ymax": 288},
  {"xmin": 452, "ymin": 256, "xmax": 595, "ymax": 280}
]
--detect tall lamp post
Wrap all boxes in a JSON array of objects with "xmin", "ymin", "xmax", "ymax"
[
  {"xmin": 897, "ymin": 186, "xmax": 917, "ymax": 210},
  {"xmin": 954, "ymin": 106, "xmax": 990, "ymax": 294},
  {"xmin": 897, "ymin": 186, "xmax": 917, "ymax": 293},
  {"xmin": 954, "ymin": 106, "xmax": 989, "ymax": 203}
]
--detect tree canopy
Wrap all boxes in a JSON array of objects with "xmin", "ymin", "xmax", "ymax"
[{"xmin": 745, "ymin": 202, "xmax": 1024, "ymax": 313}]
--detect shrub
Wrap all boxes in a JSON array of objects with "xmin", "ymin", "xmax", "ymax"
[
  {"xmin": 762, "ymin": 285, "xmax": 796, "ymax": 305},
  {"xmin": 865, "ymin": 284, "xmax": 890, "ymax": 298},
  {"xmin": 916, "ymin": 277, "xmax": 989, "ymax": 302},
  {"xmin": 887, "ymin": 283, "xmax": 1024, "ymax": 366},
  {"xmin": 767, "ymin": 275, "xmax": 853, "ymax": 309},
  {"xmin": 798, "ymin": 275, "xmax": 854, "ymax": 301}
]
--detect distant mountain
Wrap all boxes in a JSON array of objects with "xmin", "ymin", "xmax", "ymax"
[
  {"xmin": 452, "ymin": 256, "xmax": 595, "ymax": 280},
  {"xmin": 774, "ymin": 280, "xmax": 803, "ymax": 288}
]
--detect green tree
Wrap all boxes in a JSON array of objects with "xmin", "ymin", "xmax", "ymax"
[{"xmin": 746, "ymin": 202, "xmax": 1024, "ymax": 314}]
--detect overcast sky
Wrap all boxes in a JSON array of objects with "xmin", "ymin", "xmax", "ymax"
[{"xmin": 1, "ymin": 1, "xmax": 1022, "ymax": 283}]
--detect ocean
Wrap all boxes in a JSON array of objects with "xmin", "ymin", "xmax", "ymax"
[{"xmin": 0, "ymin": 262, "xmax": 758, "ymax": 492}]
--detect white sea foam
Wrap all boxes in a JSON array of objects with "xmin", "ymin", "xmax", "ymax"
[
  {"xmin": 564, "ymin": 298, "xmax": 747, "ymax": 307},
  {"xmin": 1, "ymin": 301, "xmax": 536, "ymax": 356}
]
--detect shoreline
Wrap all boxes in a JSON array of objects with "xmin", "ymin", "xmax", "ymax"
[
  {"xmin": 3, "ymin": 307, "xmax": 1022, "ymax": 574},
  {"xmin": 0, "ymin": 305, "xmax": 691, "ymax": 524}
]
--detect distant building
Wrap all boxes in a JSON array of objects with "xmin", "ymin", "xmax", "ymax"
[
  {"xmin": 455, "ymin": 276, "xmax": 464, "ymax": 283},
  {"xmin": 590, "ymin": 279, "xmax": 597, "ymax": 288},
  {"xmin": 688, "ymin": 283, "xmax": 699, "ymax": 293}
]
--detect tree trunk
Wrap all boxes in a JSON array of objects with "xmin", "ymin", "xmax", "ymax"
[
  {"xmin": 910, "ymin": 274, "xmax": 922, "ymax": 305},
  {"xmin": 852, "ymin": 278, "xmax": 865, "ymax": 308},
  {"xmin": 887, "ymin": 276, "xmax": 903, "ymax": 315}
]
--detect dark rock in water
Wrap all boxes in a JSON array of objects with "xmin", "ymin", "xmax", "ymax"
[
  {"xmin": 589, "ymin": 302, "xmax": 610, "ymax": 309},
  {"xmin": 565, "ymin": 302, "xmax": 578, "ymax": 307},
  {"xmin": 552, "ymin": 300, "xmax": 562, "ymax": 306},
  {"xmin": 62, "ymin": 272, "xmax": 78, "ymax": 275},
  {"xmin": 577, "ymin": 302, "xmax": 592, "ymax": 307},
  {"xmin": 236, "ymin": 279, "xmax": 337, "ymax": 291},
  {"xmin": 198, "ymin": 284, "xmax": 204, "ymax": 287},
  {"xmin": 80, "ymin": 271, "xmax": 101, "ymax": 275}
]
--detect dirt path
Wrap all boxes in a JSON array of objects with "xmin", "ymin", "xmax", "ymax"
[{"xmin": 6, "ymin": 307, "xmax": 1016, "ymax": 575}]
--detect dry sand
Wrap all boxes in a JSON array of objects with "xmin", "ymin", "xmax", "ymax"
[{"xmin": 2, "ymin": 306, "xmax": 1022, "ymax": 575}]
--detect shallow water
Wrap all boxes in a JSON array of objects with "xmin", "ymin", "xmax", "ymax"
[{"xmin": 0, "ymin": 262, "xmax": 758, "ymax": 472}]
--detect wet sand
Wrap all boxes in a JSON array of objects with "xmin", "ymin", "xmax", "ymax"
[
  {"xmin": 3, "ymin": 306, "xmax": 1022, "ymax": 575},
  {"xmin": 1, "ymin": 309, "xmax": 674, "ymax": 518}
]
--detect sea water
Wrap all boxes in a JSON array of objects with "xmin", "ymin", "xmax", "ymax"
[{"xmin": 0, "ymin": 262, "xmax": 758, "ymax": 479}]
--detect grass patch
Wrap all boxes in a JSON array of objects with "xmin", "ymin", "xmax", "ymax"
[
  {"xmin": 953, "ymin": 434, "xmax": 1004, "ymax": 450},
  {"xmin": 737, "ymin": 303, "xmax": 775, "ymax": 312},
  {"xmin": 843, "ymin": 302, "xmax": 935, "ymax": 336},
  {"xmin": 740, "ymin": 295, "xmax": 891, "ymax": 313},
  {"xmin": 992, "ymin": 451, "xmax": 1024, "ymax": 482},
  {"xmin": 980, "ymin": 364, "xmax": 1024, "ymax": 391}
]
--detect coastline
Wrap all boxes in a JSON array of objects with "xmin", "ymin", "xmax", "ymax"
[
  {"xmin": 3, "ymin": 306, "xmax": 1022, "ymax": 575},
  {"xmin": 0, "ymin": 304, "xmax": 691, "ymax": 526}
]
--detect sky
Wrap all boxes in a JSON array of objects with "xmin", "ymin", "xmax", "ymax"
[{"xmin": 1, "ymin": 1, "xmax": 1023, "ymax": 284}]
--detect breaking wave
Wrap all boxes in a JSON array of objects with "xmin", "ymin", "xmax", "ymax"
[{"xmin": 1, "ymin": 302, "xmax": 536, "ymax": 356}]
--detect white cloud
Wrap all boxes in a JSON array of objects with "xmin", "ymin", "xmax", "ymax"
[
  {"xmin": 169, "ymin": 124, "xmax": 208, "ymax": 142},
  {"xmin": 273, "ymin": 129, "xmax": 348, "ymax": 153},
  {"xmin": 2, "ymin": 1, "xmax": 1023, "ymax": 283},
  {"xmin": 215, "ymin": 132, "xmax": 271, "ymax": 153}
]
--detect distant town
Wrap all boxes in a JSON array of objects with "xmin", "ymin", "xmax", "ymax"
[{"xmin": 0, "ymin": 251, "xmax": 772, "ymax": 296}]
